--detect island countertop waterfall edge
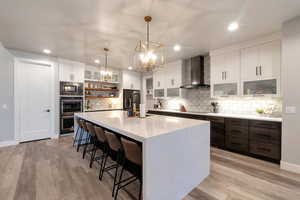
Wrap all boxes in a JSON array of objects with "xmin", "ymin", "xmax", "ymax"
[{"xmin": 74, "ymin": 111, "xmax": 211, "ymax": 200}]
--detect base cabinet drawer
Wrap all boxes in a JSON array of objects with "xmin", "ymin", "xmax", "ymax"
[
  {"xmin": 226, "ymin": 138, "xmax": 248, "ymax": 152},
  {"xmin": 249, "ymin": 142, "xmax": 280, "ymax": 160},
  {"xmin": 249, "ymin": 127, "xmax": 280, "ymax": 143}
]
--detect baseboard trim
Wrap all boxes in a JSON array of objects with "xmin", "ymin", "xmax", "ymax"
[
  {"xmin": 0, "ymin": 140, "xmax": 19, "ymax": 148},
  {"xmin": 281, "ymin": 161, "xmax": 300, "ymax": 174}
]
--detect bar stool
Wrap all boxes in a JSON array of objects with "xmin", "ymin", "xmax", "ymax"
[
  {"xmin": 76, "ymin": 120, "xmax": 89, "ymax": 152},
  {"xmin": 100, "ymin": 131, "xmax": 123, "ymax": 197},
  {"xmin": 114, "ymin": 138, "xmax": 142, "ymax": 200},
  {"xmin": 90, "ymin": 126, "xmax": 108, "ymax": 168},
  {"xmin": 83, "ymin": 122, "xmax": 98, "ymax": 160},
  {"xmin": 72, "ymin": 117, "xmax": 82, "ymax": 147}
]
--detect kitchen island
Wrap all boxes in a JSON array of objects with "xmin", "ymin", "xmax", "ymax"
[{"xmin": 74, "ymin": 111, "xmax": 210, "ymax": 200}]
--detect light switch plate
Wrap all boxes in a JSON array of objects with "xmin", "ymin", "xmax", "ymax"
[{"xmin": 286, "ymin": 106, "xmax": 297, "ymax": 114}]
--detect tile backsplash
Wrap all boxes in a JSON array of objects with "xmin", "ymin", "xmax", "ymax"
[{"xmin": 85, "ymin": 95, "xmax": 122, "ymax": 111}]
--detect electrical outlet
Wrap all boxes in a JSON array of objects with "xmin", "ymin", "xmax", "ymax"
[
  {"xmin": 286, "ymin": 106, "xmax": 296, "ymax": 114},
  {"xmin": 2, "ymin": 104, "xmax": 8, "ymax": 110}
]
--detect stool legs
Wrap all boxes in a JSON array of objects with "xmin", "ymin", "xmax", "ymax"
[
  {"xmin": 72, "ymin": 126, "xmax": 80, "ymax": 147},
  {"xmin": 76, "ymin": 128, "xmax": 84, "ymax": 152}
]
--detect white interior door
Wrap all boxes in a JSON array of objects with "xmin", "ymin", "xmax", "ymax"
[{"xmin": 17, "ymin": 61, "xmax": 53, "ymax": 142}]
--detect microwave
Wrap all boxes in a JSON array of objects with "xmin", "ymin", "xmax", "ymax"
[{"xmin": 60, "ymin": 81, "xmax": 83, "ymax": 96}]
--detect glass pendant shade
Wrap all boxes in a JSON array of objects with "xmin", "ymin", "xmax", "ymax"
[{"xmin": 133, "ymin": 16, "xmax": 165, "ymax": 72}]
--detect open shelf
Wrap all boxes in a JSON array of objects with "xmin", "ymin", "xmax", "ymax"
[
  {"xmin": 84, "ymin": 79, "xmax": 119, "ymax": 84},
  {"xmin": 85, "ymin": 88, "xmax": 119, "ymax": 91},
  {"xmin": 85, "ymin": 96, "xmax": 119, "ymax": 99}
]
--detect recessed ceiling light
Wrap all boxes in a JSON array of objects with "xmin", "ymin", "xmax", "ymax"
[
  {"xmin": 128, "ymin": 66, "xmax": 133, "ymax": 70},
  {"xmin": 228, "ymin": 22, "xmax": 239, "ymax": 32},
  {"xmin": 173, "ymin": 44, "xmax": 181, "ymax": 51},
  {"xmin": 94, "ymin": 59, "xmax": 100, "ymax": 64},
  {"xmin": 43, "ymin": 49, "xmax": 51, "ymax": 54}
]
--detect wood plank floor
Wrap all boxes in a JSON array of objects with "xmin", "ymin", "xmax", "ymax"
[{"xmin": 0, "ymin": 136, "xmax": 300, "ymax": 200}]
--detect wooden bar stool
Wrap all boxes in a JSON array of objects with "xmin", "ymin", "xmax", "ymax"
[
  {"xmin": 114, "ymin": 138, "xmax": 142, "ymax": 200},
  {"xmin": 90, "ymin": 126, "xmax": 108, "ymax": 169},
  {"xmin": 100, "ymin": 131, "xmax": 124, "ymax": 197},
  {"xmin": 76, "ymin": 119, "xmax": 89, "ymax": 152},
  {"xmin": 72, "ymin": 117, "xmax": 82, "ymax": 147},
  {"xmin": 83, "ymin": 122, "xmax": 98, "ymax": 160}
]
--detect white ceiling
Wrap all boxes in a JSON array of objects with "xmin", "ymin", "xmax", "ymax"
[{"xmin": 0, "ymin": 0, "xmax": 300, "ymax": 69}]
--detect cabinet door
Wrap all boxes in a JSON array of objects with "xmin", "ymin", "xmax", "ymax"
[
  {"xmin": 73, "ymin": 62, "xmax": 85, "ymax": 82},
  {"xmin": 122, "ymin": 71, "xmax": 141, "ymax": 90},
  {"xmin": 166, "ymin": 61, "xmax": 182, "ymax": 88},
  {"xmin": 225, "ymin": 51, "xmax": 240, "ymax": 83},
  {"xmin": 59, "ymin": 60, "xmax": 74, "ymax": 82},
  {"xmin": 259, "ymin": 40, "xmax": 281, "ymax": 80},
  {"xmin": 241, "ymin": 46, "xmax": 260, "ymax": 81},
  {"xmin": 211, "ymin": 54, "xmax": 226, "ymax": 84},
  {"xmin": 153, "ymin": 70, "xmax": 164, "ymax": 89}
]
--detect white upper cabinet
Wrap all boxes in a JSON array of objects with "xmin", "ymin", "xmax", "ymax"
[
  {"xmin": 241, "ymin": 40, "xmax": 281, "ymax": 81},
  {"xmin": 241, "ymin": 40, "xmax": 281, "ymax": 96},
  {"xmin": 211, "ymin": 50, "xmax": 240, "ymax": 84},
  {"xmin": 59, "ymin": 59, "xmax": 85, "ymax": 82},
  {"xmin": 210, "ymin": 50, "xmax": 240, "ymax": 97},
  {"xmin": 164, "ymin": 60, "xmax": 183, "ymax": 88},
  {"xmin": 122, "ymin": 70, "xmax": 141, "ymax": 90},
  {"xmin": 153, "ymin": 68, "xmax": 165, "ymax": 89},
  {"xmin": 210, "ymin": 34, "xmax": 281, "ymax": 97}
]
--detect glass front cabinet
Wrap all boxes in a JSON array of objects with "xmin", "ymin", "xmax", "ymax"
[{"xmin": 210, "ymin": 39, "xmax": 281, "ymax": 98}]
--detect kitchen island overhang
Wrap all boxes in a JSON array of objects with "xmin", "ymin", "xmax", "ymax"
[{"xmin": 74, "ymin": 111, "xmax": 210, "ymax": 200}]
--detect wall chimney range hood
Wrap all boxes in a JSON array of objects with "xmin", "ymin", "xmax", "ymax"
[{"xmin": 180, "ymin": 56, "xmax": 210, "ymax": 89}]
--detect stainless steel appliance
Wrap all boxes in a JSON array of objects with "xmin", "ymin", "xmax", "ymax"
[
  {"xmin": 60, "ymin": 97, "xmax": 83, "ymax": 134},
  {"xmin": 180, "ymin": 56, "xmax": 210, "ymax": 89},
  {"xmin": 60, "ymin": 81, "xmax": 83, "ymax": 96},
  {"xmin": 123, "ymin": 89, "xmax": 141, "ymax": 110}
]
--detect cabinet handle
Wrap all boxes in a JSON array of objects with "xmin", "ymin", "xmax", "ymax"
[
  {"xmin": 225, "ymin": 72, "xmax": 227, "ymax": 80},
  {"xmin": 157, "ymin": 81, "xmax": 160, "ymax": 87},
  {"xmin": 171, "ymin": 79, "xmax": 174, "ymax": 86},
  {"xmin": 260, "ymin": 66, "xmax": 262, "ymax": 76},
  {"xmin": 256, "ymin": 67, "xmax": 258, "ymax": 76},
  {"xmin": 222, "ymin": 72, "xmax": 224, "ymax": 80}
]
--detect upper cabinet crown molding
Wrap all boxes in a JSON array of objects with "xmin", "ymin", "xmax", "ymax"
[{"xmin": 210, "ymin": 32, "xmax": 281, "ymax": 56}]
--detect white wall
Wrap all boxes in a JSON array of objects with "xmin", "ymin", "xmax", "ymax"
[
  {"xmin": 0, "ymin": 43, "xmax": 15, "ymax": 143},
  {"xmin": 281, "ymin": 16, "xmax": 300, "ymax": 173}
]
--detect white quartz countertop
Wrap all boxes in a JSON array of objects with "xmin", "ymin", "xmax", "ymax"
[
  {"xmin": 75, "ymin": 111, "xmax": 209, "ymax": 142},
  {"xmin": 148, "ymin": 109, "xmax": 282, "ymax": 122}
]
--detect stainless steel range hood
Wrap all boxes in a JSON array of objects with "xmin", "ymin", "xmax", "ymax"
[{"xmin": 180, "ymin": 56, "xmax": 210, "ymax": 89}]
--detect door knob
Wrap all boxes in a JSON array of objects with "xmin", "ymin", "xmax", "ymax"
[{"xmin": 45, "ymin": 109, "xmax": 51, "ymax": 112}]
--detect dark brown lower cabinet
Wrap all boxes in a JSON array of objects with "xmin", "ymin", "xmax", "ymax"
[
  {"xmin": 225, "ymin": 118, "xmax": 249, "ymax": 153},
  {"xmin": 249, "ymin": 120, "xmax": 281, "ymax": 160},
  {"xmin": 147, "ymin": 110, "xmax": 282, "ymax": 162}
]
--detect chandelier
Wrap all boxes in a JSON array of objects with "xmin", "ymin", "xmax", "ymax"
[
  {"xmin": 101, "ymin": 48, "xmax": 112, "ymax": 82},
  {"xmin": 133, "ymin": 16, "xmax": 165, "ymax": 72}
]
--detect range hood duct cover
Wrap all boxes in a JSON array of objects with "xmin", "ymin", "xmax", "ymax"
[{"xmin": 180, "ymin": 56, "xmax": 210, "ymax": 89}]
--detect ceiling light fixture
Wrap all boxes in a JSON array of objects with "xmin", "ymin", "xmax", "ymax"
[
  {"xmin": 133, "ymin": 16, "xmax": 165, "ymax": 72},
  {"xmin": 228, "ymin": 22, "xmax": 239, "ymax": 32},
  {"xmin": 94, "ymin": 59, "xmax": 100, "ymax": 64},
  {"xmin": 173, "ymin": 44, "xmax": 181, "ymax": 51},
  {"xmin": 128, "ymin": 66, "xmax": 133, "ymax": 70},
  {"xmin": 101, "ymin": 48, "xmax": 112, "ymax": 82},
  {"xmin": 43, "ymin": 49, "xmax": 51, "ymax": 54}
]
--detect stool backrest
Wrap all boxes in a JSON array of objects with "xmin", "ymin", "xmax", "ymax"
[
  {"xmin": 86, "ymin": 122, "xmax": 96, "ymax": 137},
  {"xmin": 94, "ymin": 126, "xmax": 107, "ymax": 143},
  {"xmin": 105, "ymin": 132, "xmax": 122, "ymax": 152},
  {"xmin": 81, "ymin": 120, "xmax": 88, "ymax": 131},
  {"xmin": 121, "ymin": 138, "xmax": 142, "ymax": 166}
]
